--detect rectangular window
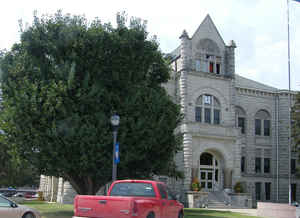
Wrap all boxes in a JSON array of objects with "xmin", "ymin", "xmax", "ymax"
[
  {"xmin": 238, "ymin": 117, "xmax": 245, "ymax": 134},
  {"xmin": 291, "ymin": 159, "xmax": 296, "ymax": 174},
  {"xmin": 265, "ymin": 182, "xmax": 271, "ymax": 200},
  {"xmin": 255, "ymin": 182, "xmax": 261, "ymax": 200},
  {"xmin": 195, "ymin": 60, "xmax": 201, "ymax": 71},
  {"xmin": 214, "ymin": 109, "xmax": 220, "ymax": 124},
  {"xmin": 110, "ymin": 183, "xmax": 155, "ymax": 197},
  {"xmin": 205, "ymin": 108, "xmax": 211, "ymax": 124},
  {"xmin": 255, "ymin": 119, "xmax": 261, "ymax": 135},
  {"xmin": 203, "ymin": 61, "xmax": 208, "ymax": 72},
  {"xmin": 209, "ymin": 62, "xmax": 214, "ymax": 73},
  {"xmin": 241, "ymin": 156, "xmax": 245, "ymax": 173},
  {"xmin": 195, "ymin": 107, "xmax": 202, "ymax": 122},
  {"xmin": 255, "ymin": 157, "xmax": 261, "ymax": 173},
  {"xmin": 216, "ymin": 63, "xmax": 220, "ymax": 74},
  {"xmin": 292, "ymin": 183, "xmax": 297, "ymax": 202},
  {"xmin": 264, "ymin": 158, "xmax": 270, "ymax": 173},
  {"xmin": 204, "ymin": 95, "xmax": 211, "ymax": 105},
  {"xmin": 157, "ymin": 184, "xmax": 167, "ymax": 199},
  {"xmin": 264, "ymin": 120, "xmax": 270, "ymax": 136}
]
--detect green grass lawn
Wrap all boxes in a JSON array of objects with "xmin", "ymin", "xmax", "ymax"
[
  {"xmin": 23, "ymin": 201, "xmax": 73, "ymax": 218},
  {"xmin": 184, "ymin": 208, "xmax": 262, "ymax": 218},
  {"xmin": 23, "ymin": 201, "xmax": 262, "ymax": 218}
]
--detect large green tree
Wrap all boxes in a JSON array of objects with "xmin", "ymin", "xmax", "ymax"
[
  {"xmin": 0, "ymin": 51, "xmax": 39, "ymax": 188},
  {"xmin": 0, "ymin": 11, "xmax": 182, "ymax": 195}
]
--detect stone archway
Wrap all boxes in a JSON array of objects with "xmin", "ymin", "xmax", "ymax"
[{"xmin": 199, "ymin": 152, "xmax": 221, "ymax": 191}]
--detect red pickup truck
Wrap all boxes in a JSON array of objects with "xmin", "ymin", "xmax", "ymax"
[{"xmin": 73, "ymin": 180, "xmax": 184, "ymax": 218}]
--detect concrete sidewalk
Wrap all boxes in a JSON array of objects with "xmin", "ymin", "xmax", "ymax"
[
  {"xmin": 257, "ymin": 202, "xmax": 295, "ymax": 218},
  {"xmin": 207, "ymin": 202, "xmax": 296, "ymax": 218}
]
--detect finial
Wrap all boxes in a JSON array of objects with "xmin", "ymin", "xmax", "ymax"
[
  {"xmin": 179, "ymin": 30, "xmax": 189, "ymax": 39},
  {"xmin": 228, "ymin": 40, "xmax": 237, "ymax": 48}
]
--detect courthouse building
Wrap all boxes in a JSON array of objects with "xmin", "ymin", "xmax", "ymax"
[
  {"xmin": 164, "ymin": 14, "xmax": 298, "ymax": 204},
  {"xmin": 40, "ymin": 15, "xmax": 299, "ymax": 205}
]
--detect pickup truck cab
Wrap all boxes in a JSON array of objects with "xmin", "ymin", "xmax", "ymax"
[{"xmin": 73, "ymin": 179, "xmax": 184, "ymax": 218}]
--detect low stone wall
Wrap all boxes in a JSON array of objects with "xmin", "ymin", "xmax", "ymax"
[
  {"xmin": 229, "ymin": 193, "xmax": 253, "ymax": 208},
  {"xmin": 186, "ymin": 191, "xmax": 209, "ymax": 208}
]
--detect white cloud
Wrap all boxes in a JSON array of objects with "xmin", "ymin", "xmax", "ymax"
[{"xmin": 1, "ymin": 0, "xmax": 299, "ymax": 90}]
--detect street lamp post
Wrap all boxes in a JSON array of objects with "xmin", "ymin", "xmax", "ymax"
[{"xmin": 111, "ymin": 114, "xmax": 120, "ymax": 182}]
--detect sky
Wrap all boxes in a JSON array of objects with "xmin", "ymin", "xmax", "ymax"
[{"xmin": 1, "ymin": 0, "xmax": 299, "ymax": 91}]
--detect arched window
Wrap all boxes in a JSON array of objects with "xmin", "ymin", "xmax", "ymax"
[
  {"xmin": 194, "ymin": 39, "xmax": 222, "ymax": 74},
  {"xmin": 195, "ymin": 94, "xmax": 221, "ymax": 125},
  {"xmin": 255, "ymin": 110, "xmax": 271, "ymax": 136},
  {"xmin": 200, "ymin": 152, "xmax": 213, "ymax": 165},
  {"xmin": 236, "ymin": 106, "xmax": 246, "ymax": 134}
]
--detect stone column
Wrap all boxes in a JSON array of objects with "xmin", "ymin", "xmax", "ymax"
[
  {"xmin": 39, "ymin": 175, "xmax": 47, "ymax": 192},
  {"xmin": 224, "ymin": 168, "xmax": 232, "ymax": 189},
  {"xmin": 57, "ymin": 177, "xmax": 64, "ymax": 203},
  {"xmin": 61, "ymin": 181, "xmax": 77, "ymax": 204},
  {"xmin": 225, "ymin": 40, "xmax": 236, "ymax": 77},
  {"xmin": 179, "ymin": 30, "xmax": 193, "ymax": 191},
  {"xmin": 44, "ymin": 176, "xmax": 52, "ymax": 201},
  {"xmin": 50, "ymin": 177, "xmax": 59, "ymax": 202}
]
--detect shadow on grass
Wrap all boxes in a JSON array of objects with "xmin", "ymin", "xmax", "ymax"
[
  {"xmin": 185, "ymin": 209, "xmax": 232, "ymax": 216},
  {"xmin": 23, "ymin": 200, "xmax": 74, "ymax": 218},
  {"xmin": 184, "ymin": 208, "xmax": 260, "ymax": 218},
  {"xmin": 40, "ymin": 211, "xmax": 74, "ymax": 218}
]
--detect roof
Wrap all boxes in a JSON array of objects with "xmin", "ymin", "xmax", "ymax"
[
  {"xmin": 235, "ymin": 74, "xmax": 278, "ymax": 92},
  {"xmin": 169, "ymin": 45, "xmax": 180, "ymax": 60}
]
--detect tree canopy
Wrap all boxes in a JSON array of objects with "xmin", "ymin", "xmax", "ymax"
[{"xmin": 0, "ymin": 11, "xmax": 182, "ymax": 194}]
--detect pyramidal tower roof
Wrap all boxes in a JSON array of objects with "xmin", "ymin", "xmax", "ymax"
[
  {"xmin": 191, "ymin": 14, "xmax": 226, "ymax": 46},
  {"xmin": 170, "ymin": 14, "xmax": 226, "ymax": 58}
]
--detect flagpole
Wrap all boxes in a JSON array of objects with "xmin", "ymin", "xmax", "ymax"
[{"xmin": 287, "ymin": 0, "xmax": 292, "ymax": 205}]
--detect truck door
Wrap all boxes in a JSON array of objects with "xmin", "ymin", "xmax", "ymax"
[
  {"xmin": 157, "ymin": 183, "xmax": 170, "ymax": 218},
  {"xmin": 166, "ymin": 187, "xmax": 180, "ymax": 217}
]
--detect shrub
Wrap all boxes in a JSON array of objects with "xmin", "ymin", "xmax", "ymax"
[
  {"xmin": 234, "ymin": 181, "xmax": 244, "ymax": 193},
  {"xmin": 191, "ymin": 177, "xmax": 201, "ymax": 191}
]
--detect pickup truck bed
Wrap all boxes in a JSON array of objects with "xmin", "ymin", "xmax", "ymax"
[{"xmin": 73, "ymin": 180, "xmax": 184, "ymax": 218}]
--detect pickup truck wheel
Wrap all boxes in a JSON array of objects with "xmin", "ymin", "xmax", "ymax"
[
  {"xmin": 146, "ymin": 212, "xmax": 155, "ymax": 218},
  {"xmin": 23, "ymin": 212, "xmax": 35, "ymax": 218}
]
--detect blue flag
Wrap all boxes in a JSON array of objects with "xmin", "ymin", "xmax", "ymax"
[
  {"xmin": 293, "ymin": 0, "xmax": 300, "ymax": 2},
  {"xmin": 115, "ymin": 142, "xmax": 120, "ymax": 164}
]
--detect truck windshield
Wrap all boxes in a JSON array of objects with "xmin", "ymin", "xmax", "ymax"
[{"xmin": 110, "ymin": 183, "xmax": 156, "ymax": 197}]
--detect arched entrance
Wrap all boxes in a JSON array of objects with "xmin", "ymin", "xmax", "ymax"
[{"xmin": 199, "ymin": 152, "xmax": 220, "ymax": 191}]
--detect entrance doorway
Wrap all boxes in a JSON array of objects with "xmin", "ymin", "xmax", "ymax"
[{"xmin": 199, "ymin": 152, "xmax": 220, "ymax": 191}]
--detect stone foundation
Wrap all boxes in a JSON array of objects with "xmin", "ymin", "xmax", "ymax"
[
  {"xmin": 229, "ymin": 193, "xmax": 253, "ymax": 208},
  {"xmin": 186, "ymin": 191, "xmax": 209, "ymax": 208}
]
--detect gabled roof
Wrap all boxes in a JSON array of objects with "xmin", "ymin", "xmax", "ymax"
[
  {"xmin": 191, "ymin": 14, "xmax": 226, "ymax": 46},
  {"xmin": 169, "ymin": 45, "xmax": 180, "ymax": 60},
  {"xmin": 235, "ymin": 74, "xmax": 278, "ymax": 92},
  {"xmin": 169, "ymin": 14, "xmax": 225, "ymax": 58}
]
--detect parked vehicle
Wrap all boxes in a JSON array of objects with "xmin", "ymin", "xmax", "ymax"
[
  {"xmin": 0, "ymin": 194, "xmax": 41, "ymax": 218},
  {"xmin": 24, "ymin": 192, "xmax": 38, "ymax": 199},
  {"xmin": 73, "ymin": 180, "xmax": 184, "ymax": 218},
  {"xmin": 13, "ymin": 192, "xmax": 25, "ymax": 198}
]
